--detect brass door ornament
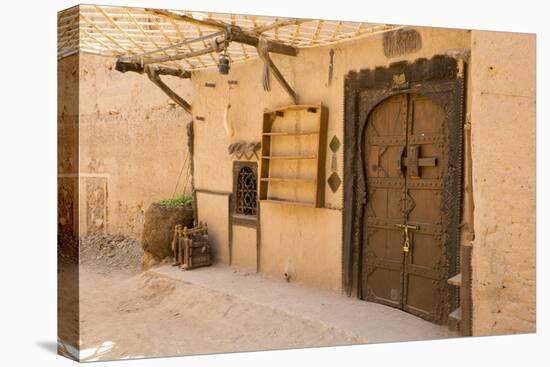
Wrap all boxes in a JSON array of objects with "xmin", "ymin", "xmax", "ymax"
[{"xmin": 395, "ymin": 223, "xmax": 418, "ymax": 253}]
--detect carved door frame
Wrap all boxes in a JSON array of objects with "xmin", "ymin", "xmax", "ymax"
[{"xmin": 343, "ymin": 56, "xmax": 466, "ymax": 317}]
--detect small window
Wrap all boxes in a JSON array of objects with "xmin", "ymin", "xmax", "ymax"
[{"xmin": 232, "ymin": 162, "xmax": 258, "ymax": 225}]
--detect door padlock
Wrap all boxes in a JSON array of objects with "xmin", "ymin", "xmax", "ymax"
[{"xmin": 395, "ymin": 223, "xmax": 418, "ymax": 253}]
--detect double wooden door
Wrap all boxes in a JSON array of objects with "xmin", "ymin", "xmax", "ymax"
[{"xmin": 361, "ymin": 93, "xmax": 448, "ymax": 323}]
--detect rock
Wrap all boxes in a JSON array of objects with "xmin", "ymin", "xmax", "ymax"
[
  {"xmin": 141, "ymin": 251, "xmax": 161, "ymax": 271},
  {"xmin": 141, "ymin": 203, "xmax": 193, "ymax": 259}
]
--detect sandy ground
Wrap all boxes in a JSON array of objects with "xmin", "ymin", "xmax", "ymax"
[
  {"xmin": 61, "ymin": 234, "xmax": 452, "ymax": 362},
  {"xmin": 72, "ymin": 235, "xmax": 362, "ymax": 361},
  {"xmin": 77, "ymin": 265, "xmax": 363, "ymax": 361}
]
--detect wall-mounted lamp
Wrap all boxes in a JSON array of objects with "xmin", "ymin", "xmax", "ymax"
[{"xmin": 218, "ymin": 54, "xmax": 230, "ymax": 75}]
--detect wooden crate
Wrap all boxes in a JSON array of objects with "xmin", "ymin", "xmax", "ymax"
[{"xmin": 171, "ymin": 223, "xmax": 211, "ymax": 270}]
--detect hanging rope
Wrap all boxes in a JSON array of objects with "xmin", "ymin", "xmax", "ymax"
[
  {"xmin": 256, "ymin": 36, "xmax": 298, "ymax": 104},
  {"xmin": 172, "ymin": 152, "xmax": 189, "ymax": 198}
]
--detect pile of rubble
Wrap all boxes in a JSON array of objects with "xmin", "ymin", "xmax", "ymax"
[
  {"xmin": 58, "ymin": 231, "xmax": 79, "ymax": 266},
  {"xmin": 80, "ymin": 234, "xmax": 143, "ymax": 272}
]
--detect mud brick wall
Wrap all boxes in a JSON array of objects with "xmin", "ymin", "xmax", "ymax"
[
  {"xmin": 58, "ymin": 53, "xmax": 193, "ymax": 239},
  {"xmin": 58, "ymin": 29, "xmax": 536, "ymax": 336},
  {"xmin": 470, "ymin": 31, "xmax": 536, "ymax": 335},
  {"xmin": 191, "ymin": 26, "xmax": 471, "ymax": 292}
]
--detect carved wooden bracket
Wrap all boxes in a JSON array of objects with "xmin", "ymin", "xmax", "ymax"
[
  {"xmin": 115, "ymin": 61, "xmax": 192, "ymax": 114},
  {"xmin": 146, "ymin": 65, "xmax": 192, "ymax": 113}
]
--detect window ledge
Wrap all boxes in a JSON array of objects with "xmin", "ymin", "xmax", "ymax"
[{"xmin": 232, "ymin": 214, "xmax": 257, "ymax": 227}]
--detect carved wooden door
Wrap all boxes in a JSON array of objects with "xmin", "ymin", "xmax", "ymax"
[{"xmin": 362, "ymin": 93, "xmax": 447, "ymax": 323}]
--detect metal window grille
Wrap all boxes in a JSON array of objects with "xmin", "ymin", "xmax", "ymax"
[{"xmin": 235, "ymin": 166, "xmax": 257, "ymax": 216}]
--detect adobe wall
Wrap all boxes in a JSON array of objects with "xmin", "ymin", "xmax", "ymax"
[
  {"xmin": 469, "ymin": 31, "xmax": 536, "ymax": 335},
  {"xmin": 192, "ymin": 27, "xmax": 471, "ymax": 292},
  {"xmin": 58, "ymin": 53, "xmax": 80, "ymax": 236},
  {"xmin": 58, "ymin": 53, "xmax": 193, "ymax": 239},
  {"xmin": 58, "ymin": 26, "xmax": 537, "ymax": 335}
]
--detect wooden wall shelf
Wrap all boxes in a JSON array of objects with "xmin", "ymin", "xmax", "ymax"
[
  {"xmin": 261, "ymin": 198, "xmax": 316, "ymax": 207},
  {"xmin": 259, "ymin": 104, "xmax": 328, "ymax": 208},
  {"xmin": 260, "ymin": 177, "xmax": 316, "ymax": 183},
  {"xmin": 262, "ymin": 132, "xmax": 319, "ymax": 136},
  {"xmin": 261, "ymin": 155, "xmax": 317, "ymax": 160}
]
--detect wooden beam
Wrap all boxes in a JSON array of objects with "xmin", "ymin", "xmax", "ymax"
[
  {"xmin": 127, "ymin": 31, "xmax": 225, "ymax": 61},
  {"xmin": 265, "ymin": 57, "xmax": 298, "ymax": 104},
  {"xmin": 230, "ymin": 29, "xmax": 297, "ymax": 56},
  {"xmin": 115, "ymin": 60, "xmax": 191, "ymax": 78},
  {"xmin": 120, "ymin": 44, "xmax": 219, "ymax": 65},
  {"xmin": 146, "ymin": 9, "xmax": 228, "ymax": 30},
  {"xmin": 257, "ymin": 39, "xmax": 298, "ymax": 104},
  {"xmin": 251, "ymin": 19, "xmax": 306, "ymax": 34},
  {"xmin": 117, "ymin": 64, "xmax": 192, "ymax": 113},
  {"xmin": 147, "ymin": 8, "xmax": 298, "ymax": 56},
  {"xmin": 147, "ymin": 70, "xmax": 192, "ymax": 113}
]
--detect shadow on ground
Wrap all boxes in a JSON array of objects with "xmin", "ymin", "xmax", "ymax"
[{"xmin": 35, "ymin": 340, "xmax": 57, "ymax": 354}]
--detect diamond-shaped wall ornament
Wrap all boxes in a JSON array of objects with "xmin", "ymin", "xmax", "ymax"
[
  {"xmin": 327, "ymin": 172, "xmax": 342, "ymax": 193},
  {"xmin": 329, "ymin": 136, "xmax": 341, "ymax": 153}
]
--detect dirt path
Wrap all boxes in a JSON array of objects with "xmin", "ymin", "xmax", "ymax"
[
  {"xmin": 69, "ymin": 235, "xmax": 449, "ymax": 361},
  {"xmin": 78, "ymin": 265, "xmax": 363, "ymax": 361}
]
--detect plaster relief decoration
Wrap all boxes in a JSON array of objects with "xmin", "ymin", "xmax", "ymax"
[
  {"xmin": 87, "ymin": 158, "xmax": 105, "ymax": 173},
  {"xmin": 86, "ymin": 177, "xmax": 108, "ymax": 235},
  {"xmin": 223, "ymin": 80, "xmax": 238, "ymax": 137},
  {"xmin": 228, "ymin": 141, "xmax": 261, "ymax": 160},
  {"xmin": 223, "ymin": 103, "xmax": 234, "ymax": 137},
  {"xmin": 58, "ymin": 157, "xmax": 73, "ymax": 173},
  {"xmin": 383, "ymin": 29, "xmax": 422, "ymax": 58},
  {"xmin": 58, "ymin": 177, "xmax": 76, "ymax": 234}
]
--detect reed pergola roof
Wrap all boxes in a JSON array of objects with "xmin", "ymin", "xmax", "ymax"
[{"xmin": 58, "ymin": 5, "xmax": 397, "ymax": 71}]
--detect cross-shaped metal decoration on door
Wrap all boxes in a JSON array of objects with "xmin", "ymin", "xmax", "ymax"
[{"xmin": 401, "ymin": 145, "xmax": 437, "ymax": 179}]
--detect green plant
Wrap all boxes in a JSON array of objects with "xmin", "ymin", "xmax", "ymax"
[{"xmin": 155, "ymin": 194, "xmax": 193, "ymax": 206}]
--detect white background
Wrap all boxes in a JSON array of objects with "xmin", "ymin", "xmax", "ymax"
[{"xmin": 0, "ymin": 0, "xmax": 547, "ymax": 366}]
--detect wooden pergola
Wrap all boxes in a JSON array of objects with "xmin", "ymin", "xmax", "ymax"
[{"xmin": 58, "ymin": 5, "xmax": 399, "ymax": 110}]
